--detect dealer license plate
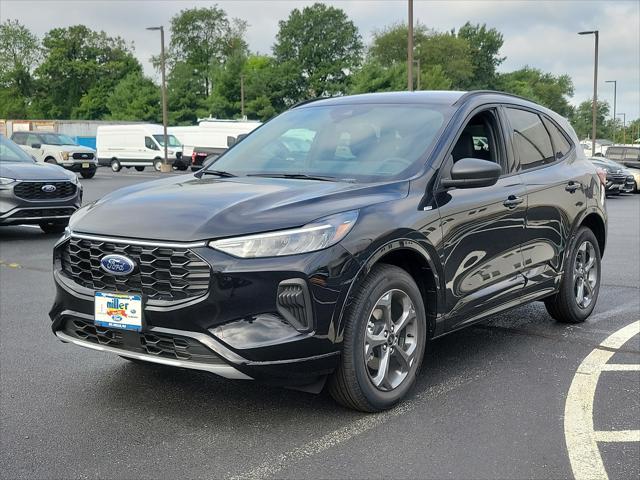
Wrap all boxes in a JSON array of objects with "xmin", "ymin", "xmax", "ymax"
[{"xmin": 94, "ymin": 292, "xmax": 143, "ymax": 331}]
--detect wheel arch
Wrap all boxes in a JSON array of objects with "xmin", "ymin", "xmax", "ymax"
[
  {"xmin": 578, "ymin": 211, "xmax": 606, "ymax": 257},
  {"xmin": 336, "ymin": 239, "xmax": 443, "ymax": 341}
]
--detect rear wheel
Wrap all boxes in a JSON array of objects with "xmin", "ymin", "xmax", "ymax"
[
  {"xmin": 39, "ymin": 221, "xmax": 68, "ymax": 234},
  {"xmin": 545, "ymin": 227, "xmax": 601, "ymax": 323},
  {"xmin": 328, "ymin": 264, "xmax": 426, "ymax": 412},
  {"xmin": 110, "ymin": 159, "xmax": 121, "ymax": 172},
  {"xmin": 135, "ymin": 166, "xmax": 145, "ymax": 172}
]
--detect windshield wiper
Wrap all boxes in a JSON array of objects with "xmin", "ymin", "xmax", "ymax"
[
  {"xmin": 199, "ymin": 170, "xmax": 236, "ymax": 178},
  {"xmin": 248, "ymin": 173, "xmax": 338, "ymax": 182}
]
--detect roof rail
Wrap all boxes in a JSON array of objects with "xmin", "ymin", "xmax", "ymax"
[
  {"xmin": 453, "ymin": 90, "xmax": 535, "ymax": 106},
  {"xmin": 290, "ymin": 96, "xmax": 331, "ymax": 109}
]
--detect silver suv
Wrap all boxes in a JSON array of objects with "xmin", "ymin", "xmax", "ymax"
[{"xmin": 11, "ymin": 131, "xmax": 98, "ymax": 179}]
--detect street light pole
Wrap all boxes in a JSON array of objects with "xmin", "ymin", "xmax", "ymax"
[
  {"xmin": 407, "ymin": 0, "xmax": 413, "ymax": 91},
  {"xmin": 415, "ymin": 59, "xmax": 421, "ymax": 90},
  {"xmin": 147, "ymin": 26, "xmax": 170, "ymax": 172},
  {"xmin": 617, "ymin": 113, "xmax": 626, "ymax": 144},
  {"xmin": 579, "ymin": 30, "xmax": 599, "ymax": 155},
  {"xmin": 605, "ymin": 80, "xmax": 617, "ymax": 144},
  {"xmin": 240, "ymin": 74, "xmax": 245, "ymax": 119}
]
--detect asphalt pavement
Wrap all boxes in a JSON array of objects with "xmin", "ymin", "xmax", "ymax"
[{"xmin": 1, "ymin": 169, "xmax": 638, "ymax": 479}]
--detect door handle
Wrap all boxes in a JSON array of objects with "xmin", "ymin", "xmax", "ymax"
[
  {"xmin": 503, "ymin": 195, "xmax": 524, "ymax": 209},
  {"xmin": 565, "ymin": 181, "xmax": 580, "ymax": 192}
]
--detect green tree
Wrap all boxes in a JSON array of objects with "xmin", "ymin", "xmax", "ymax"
[
  {"xmin": 570, "ymin": 100, "xmax": 611, "ymax": 140},
  {"xmin": 106, "ymin": 72, "xmax": 161, "ymax": 122},
  {"xmin": 273, "ymin": 3, "xmax": 363, "ymax": 103},
  {"xmin": 165, "ymin": 6, "xmax": 247, "ymax": 96},
  {"xmin": 350, "ymin": 61, "xmax": 451, "ymax": 94},
  {"xmin": 497, "ymin": 67, "xmax": 574, "ymax": 117},
  {"xmin": 417, "ymin": 33, "xmax": 474, "ymax": 89},
  {"xmin": 33, "ymin": 25, "xmax": 140, "ymax": 119},
  {"xmin": 0, "ymin": 19, "xmax": 40, "ymax": 118},
  {"xmin": 369, "ymin": 22, "xmax": 430, "ymax": 66},
  {"xmin": 456, "ymin": 22, "xmax": 504, "ymax": 89},
  {"xmin": 167, "ymin": 62, "xmax": 209, "ymax": 124}
]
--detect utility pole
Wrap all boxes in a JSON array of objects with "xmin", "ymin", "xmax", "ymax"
[
  {"xmin": 579, "ymin": 30, "xmax": 599, "ymax": 155},
  {"xmin": 415, "ymin": 59, "xmax": 421, "ymax": 90},
  {"xmin": 605, "ymin": 80, "xmax": 617, "ymax": 144},
  {"xmin": 407, "ymin": 0, "xmax": 413, "ymax": 91},
  {"xmin": 240, "ymin": 74, "xmax": 245, "ymax": 119},
  {"xmin": 147, "ymin": 26, "xmax": 170, "ymax": 172}
]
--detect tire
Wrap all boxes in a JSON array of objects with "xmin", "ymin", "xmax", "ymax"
[
  {"xmin": 191, "ymin": 166, "xmax": 200, "ymax": 172},
  {"xmin": 328, "ymin": 264, "xmax": 427, "ymax": 412},
  {"xmin": 175, "ymin": 162, "xmax": 188, "ymax": 171},
  {"xmin": 45, "ymin": 157, "xmax": 57, "ymax": 165},
  {"xmin": 110, "ymin": 159, "xmax": 121, "ymax": 172},
  {"xmin": 154, "ymin": 159, "xmax": 163, "ymax": 171},
  {"xmin": 135, "ymin": 166, "xmax": 145, "ymax": 172},
  {"xmin": 40, "ymin": 221, "xmax": 68, "ymax": 234},
  {"xmin": 80, "ymin": 168, "xmax": 96, "ymax": 179},
  {"xmin": 544, "ymin": 227, "xmax": 601, "ymax": 323}
]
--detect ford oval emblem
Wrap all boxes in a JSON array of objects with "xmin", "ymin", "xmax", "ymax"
[
  {"xmin": 41, "ymin": 184, "xmax": 56, "ymax": 193},
  {"xmin": 100, "ymin": 254, "xmax": 136, "ymax": 276}
]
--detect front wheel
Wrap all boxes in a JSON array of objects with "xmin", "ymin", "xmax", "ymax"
[
  {"xmin": 40, "ymin": 221, "xmax": 68, "ymax": 234},
  {"xmin": 110, "ymin": 159, "xmax": 121, "ymax": 172},
  {"xmin": 135, "ymin": 166, "xmax": 145, "ymax": 172},
  {"xmin": 545, "ymin": 227, "xmax": 601, "ymax": 323},
  {"xmin": 153, "ymin": 159, "xmax": 163, "ymax": 171},
  {"xmin": 328, "ymin": 264, "xmax": 426, "ymax": 412},
  {"xmin": 80, "ymin": 168, "xmax": 96, "ymax": 179}
]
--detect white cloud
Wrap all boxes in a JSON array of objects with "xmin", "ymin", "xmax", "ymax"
[{"xmin": 2, "ymin": 0, "xmax": 638, "ymax": 118}]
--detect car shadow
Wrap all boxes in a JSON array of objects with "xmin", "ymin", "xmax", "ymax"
[{"xmin": 0, "ymin": 225, "xmax": 61, "ymax": 242}]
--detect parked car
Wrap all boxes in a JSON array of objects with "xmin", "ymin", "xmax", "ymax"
[
  {"xmin": 96, "ymin": 124, "xmax": 187, "ymax": 172},
  {"xmin": 50, "ymin": 91, "xmax": 606, "ymax": 412},
  {"xmin": 10, "ymin": 131, "xmax": 98, "ymax": 179},
  {"xmin": 605, "ymin": 145, "xmax": 640, "ymax": 162},
  {"xmin": 588, "ymin": 157, "xmax": 628, "ymax": 195},
  {"xmin": 1, "ymin": 135, "xmax": 81, "ymax": 233},
  {"xmin": 189, "ymin": 135, "xmax": 249, "ymax": 171}
]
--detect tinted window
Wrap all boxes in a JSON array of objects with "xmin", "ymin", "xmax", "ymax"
[
  {"xmin": 505, "ymin": 108, "xmax": 554, "ymax": 170},
  {"xmin": 145, "ymin": 136, "xmax": 158, "ymax": 150},
  {"xmin": 208, "ymin": 104, "xmax": 450, "ymax": 183},
  {"xmin": 543, "ymin": 118, "xmax": 572, "ymax": 159},
  {"xmin": 12, "ymin": 132, "xmax": 26, "ymax": 145},
  {"xmin": 26, "ymin": 134, "xmax": 40, "ymax": 146}
]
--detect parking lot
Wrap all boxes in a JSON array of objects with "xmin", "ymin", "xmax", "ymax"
[{"xmin": 1, "ymin": 169, "xmax": 638, "ymax": 479}]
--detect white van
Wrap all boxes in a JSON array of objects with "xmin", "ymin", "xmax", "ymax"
[
  {"xmin": 169, "ymin": 119, "xmax": 261, "ymax": 170},
  {"xmin": 96, "ymin": 124, "xmax": 186, "ymax": 172}
]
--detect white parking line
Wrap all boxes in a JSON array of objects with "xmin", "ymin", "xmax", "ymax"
[{"xmin": 564, "ymin": 320, "xmax": 640, "ymax": 480}]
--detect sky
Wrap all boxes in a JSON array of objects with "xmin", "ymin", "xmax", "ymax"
[{"xmin": 1, "ymin": 0, "xmax": 639, "ymax": 120}]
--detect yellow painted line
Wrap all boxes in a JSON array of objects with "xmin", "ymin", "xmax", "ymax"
[
  {"xmin": 564, "ymin": 320, "xmax": 640, "ymax": 480},
  {"xmin": 0, "ymin": 260, "xmax": 22, "ymax": 269},
  {"xmin": 594, "ymin": 430, "xmax": 640, "ymax": 442},
  {"xmin": 600, "ymin": 364, "xmax": 640, "ymax": 371}
]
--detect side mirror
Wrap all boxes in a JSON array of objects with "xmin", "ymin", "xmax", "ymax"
[
  {"xmin": 31, "ymin": 143, "xmax": 41, "ymax": 149},
  {"xmin": 441, "ymin": 158, "xmax": 502, "ymax": 189},
  {"xmin": 227, "ymin": 136, "xmax": 236, "ymax": 147}
]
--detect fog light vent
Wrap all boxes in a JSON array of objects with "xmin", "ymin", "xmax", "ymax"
[{"xmin": 277, "ymin": 279, "xmax": 313, "ymax": 332}]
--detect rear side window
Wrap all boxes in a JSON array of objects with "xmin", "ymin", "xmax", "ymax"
[
  {"xmin": 543, "ymin": 118, "xmax": 572, "ymax": 159},
  {"xmin": 505, "ymin": 108, "xmax": 554, "ymax": 170},
  {"xmin": 623, "ymin": 148, "xmax": 640, "ymax": 160},
  {"xmin": 606, "ymin": 147, "xmax": 623, "ymax": 160},
  {"xmin": 12, "ymin": 132, "xmax": 26, "ymax": 145}
]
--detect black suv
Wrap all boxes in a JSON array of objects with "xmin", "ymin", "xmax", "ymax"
[{"xmin": 50, "ymin": 91, "xmax": 607, "ymax": 412}]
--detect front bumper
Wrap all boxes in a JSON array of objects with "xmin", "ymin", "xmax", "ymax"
[
  {"xmin": 61, "ymin": 161, "xmax": 98, "ymax": 172},
  {"xmin": 50, "ymin": 234, "xmax": 362, "ymax": 385}
]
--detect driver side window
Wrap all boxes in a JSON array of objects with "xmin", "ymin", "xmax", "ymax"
[
  {"xmin": 145, "ymin": 136, "xmax": 158, "ymax": 150},
  {"xmin": 451, "ymin": 110, "xmax": 502, "ymax": 165}
]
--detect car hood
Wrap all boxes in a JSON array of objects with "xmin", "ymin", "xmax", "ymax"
[
  {"xmin": 0, "ymin": 161, "xmax": 75, "ymax": 181},
  {"xmin": 71, "ymin": 174, "xmax": 409, "ymax": 241}
]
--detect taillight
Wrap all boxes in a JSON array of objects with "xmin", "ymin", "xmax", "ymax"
[
  {"xmin": 596, "ymin": 168, "xmax": 607, "ymax": 185},
  {"xmin": 191, "ymin": 151, "xmax": 196, "ymax": 163}
]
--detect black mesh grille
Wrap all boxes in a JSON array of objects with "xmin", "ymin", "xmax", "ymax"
[
  {"xmin": 72, "ymin": 152, "xmax": 95, "ymax": 160},
  {"xmin": 62, "ymin": 318, "xmax": 225, "ymax": 364},
  {"xmin": 14, "ymin": 181, "xmax": 77, "ymax": 200},
  {"xmin": 60, "ymin": 237, "xmax": 210, "ymax": 302},
  {"xmin": 8, "ymin": 207, "xmax": 76, "ymax": 219}
]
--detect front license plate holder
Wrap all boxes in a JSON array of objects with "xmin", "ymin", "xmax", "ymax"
[
  {"xmin": 82, "ymin": 162, "xmax": 90, "ymax": 168},
  {"xmin": 94, "ymin": 292, "xmax": 143, "ymax": 332}
]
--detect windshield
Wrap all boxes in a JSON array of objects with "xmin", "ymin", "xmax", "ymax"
[
  {"xmin": 207, "ymin": 104, "xmax": 449, "ymax": 182},
  {"xmin": 39, "ymin": 133, "xmax": 77, "ymax": 145},
  {"xmin": 153, "ymin": 134, "xmax": 181, "ymax": 147},
  {"xmin": 0, "ymin": 136, "xmax": 35, "ymax": 163}
]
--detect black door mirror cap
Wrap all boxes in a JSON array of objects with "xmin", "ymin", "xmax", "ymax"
[
  {"xmin": 31, "ymin": 143, "xmax": 41, "ymax": 149},
  {"xmin": 441, "ymin": 157, "xmax": 502, "ymax": 189}
]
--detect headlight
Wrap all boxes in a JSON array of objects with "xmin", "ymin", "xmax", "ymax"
[
  {"xmin": 209, "ymin": 210, "xmax": 359, "ymax": 258},
  {"xmin": 61, "ymin": 151, "xmax": 70, "ymax": 160},
  {"xmin": 0, "ymin": 177, "xmax": 16, "ymax": 185}
]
